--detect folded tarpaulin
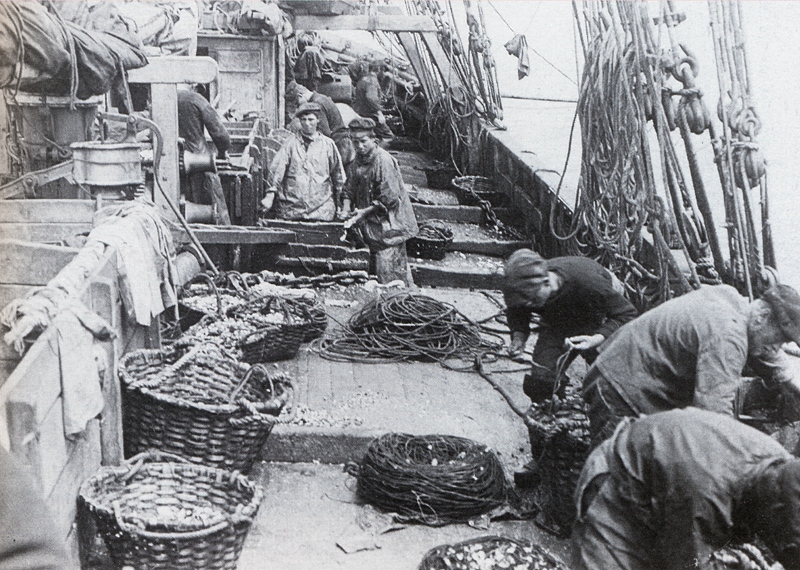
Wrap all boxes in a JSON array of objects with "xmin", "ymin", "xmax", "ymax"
[{"xmin": 0, "ymin": 1, "xmax": 147, "ymax": 99}]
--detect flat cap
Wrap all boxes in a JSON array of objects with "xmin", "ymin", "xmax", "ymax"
[
  {"xmin": 348, "ymin": 117, "xmax": 376, "ymax": 131},
  {"xmin": 762, "ymin": 284, "xmax": 800, "ymax": 346},
  {"xmin": 295, "ymin": 102, "xmax": 321, "ymax": 118}
]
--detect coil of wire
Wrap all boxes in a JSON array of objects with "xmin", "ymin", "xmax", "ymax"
[
  {"xmin": 313, "ymin": 293, "xmax": 502, "ymax": 363},
  {"xmin": 353, "ymin": 433, "xmax": 507, "ymax": 526}
]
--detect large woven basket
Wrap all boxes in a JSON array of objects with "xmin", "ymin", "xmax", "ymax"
[
  {"xmin": 282, "ymin": 296, "xmax": 328, "ymax": 342},
  {"xmin": 418, "ymin": 536, "xmax": 571, "ymax": 570},
  {"xmin": 451, "ymin": 175, "xmax": 509, "ymax": 208},
  {"xmin": 526, "ymin": 390, "xmax": 591, "ymax": 538},
  {"xmin": 120, "ymin": 346, "xmax": 293, "ymax": 472},
  {"xmin": 228, "ymin": 295, "xmax": 316, "ymax": 361},
  {"xmin": 407, "ymin": 222, "xmax": 454, "ymax": 261},
  {"xmin": 79, "ymin": 451, "xmax": 262, "ymax": 570}
]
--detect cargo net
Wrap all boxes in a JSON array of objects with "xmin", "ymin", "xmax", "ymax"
[
  {"xmin": 313, "ymin": 292, "xmax": 503, "ymax": 364},
  {"xmin": 352, "ymin": 433, "xmax": 507, "ymax": 526},
  {"xmin": 527, "ymin": 386, "xmax": 591, "ymax": 538},
  {"xmin": 417, "ymin": 536, "xmax": 571, "ymax": 570}
]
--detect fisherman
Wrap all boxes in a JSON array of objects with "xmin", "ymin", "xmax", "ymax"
[
  {"xmin": 177, "ymin": 85, "xmax": 232, "ymax": 225},
  {"xmin": 285, "ymin": 81, "xmax": 355, "ymax": 168},
  {"xmin": 351, "ymin": 60, "xmax": 394, "ymax": 142},
  {"xmin": 262, "ymin": 102, "xmax": 345, "ymax": 222},
  {"xmin": 583, "ymin": 283, "xmax": 800, "ymax": 444},
  {"xmin": 573, "ymin": 408, "xmax": 800, "ymax": 570},
  {"xmin": 503, "ymin": 250, "xmax": 638, "ymax": 403},
  {"xmin": 339, "ymin": 117, "xmax": 418, "ymax": 285}
]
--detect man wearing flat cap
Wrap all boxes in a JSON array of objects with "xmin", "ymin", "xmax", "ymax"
[
  {"xmin": 573, "ymin": 408, "xmax": 800, "ymax": 570},
  {"xmin": 503, "ymin": 250, "xmax": 638, "ymax": 403},
  {"xmin": 340, "ymin": 117, "xmax": 418, "ymax": 285},
  {"xmin": 583, "ymin": 283, "xmax": 800, "ymax": 445},
  {"xmin": 262, "ymin": 102, "xmax": 345, "ymax": 221},
  {"xmin": 286, "ymin": 81, "xmax": 355, "ymax": 168}
]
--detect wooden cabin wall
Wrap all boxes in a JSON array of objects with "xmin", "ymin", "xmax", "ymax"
[
  {"xmin": 198, "ymin": 33, "xmax": 285, "ymax": 131},
  {"xmin": 0, "ymin": 247, "xmax": 155, "ymax": 566},
  {"xmin": 480, "ymin": 128, "xmax": 576, "ymax": 258}
]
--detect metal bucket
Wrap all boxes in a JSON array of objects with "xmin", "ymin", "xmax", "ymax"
[{"xmin": 70, "ymin": 142, "xmax": 143, "ymax": 186}]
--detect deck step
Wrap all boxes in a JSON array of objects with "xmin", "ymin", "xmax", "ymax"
[{"xmin": 411, "ymin": 252, "xmax": 504, "ymax": 289}]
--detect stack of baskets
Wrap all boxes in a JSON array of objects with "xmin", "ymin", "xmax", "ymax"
[
  {"xmin": 451, "ymin": 175, "xmax": 509, "ymax": 208},
  {"xmin": 79, "ymin": 451, "xmax": 263, "ymax": 570},
  {"xmin": 407, "ymin": 222, "xmax": 454, "ymax": 261}
]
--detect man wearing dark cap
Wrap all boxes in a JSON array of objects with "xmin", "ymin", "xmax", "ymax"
[
  {"xmin": 286, "ymin": 81, "xmax": 355, "ymax": 168},
  {"xmin": 573, "ymin": 408, "xmax": 800, "ymax": 570},
  {"xmin": 340, "ymin": 117, "xmax": 418, "ymax": 285},
  {"xmin": 583, "ymin": 283, "xmax": 800, "ymax": 444},
  {"xmin": 263, "ymin": 102, "xmax": 345, "ymax": 221},
  {"xmin": 503, "ymin": 249, "xmax": 638, "ymax": 403},
  {"xmin": 351, "ymin": 60, "xmax": 394, "ymax": 141}
]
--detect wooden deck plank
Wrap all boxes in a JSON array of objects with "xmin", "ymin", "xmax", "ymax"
[
  {"xmin": 0, "ymin": 240, "xmax": 79, "ymax": 285},
  {"xmin": 0, "ymin": 200, "xmax": 94, "ymax": 223}
]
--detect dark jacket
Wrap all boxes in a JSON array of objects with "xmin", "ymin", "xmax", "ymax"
[
  {"xmin": 505, "ymin": 257, "xmax": 637, "ymax": 338},
  {"xmin": 574, "ymin": 409, "xmax": 794, "ymax": 570},
  {"xmin": 343, "ymin": 146, "xmax": 418, "ymax": 249},
  {"xmin": 177, "ymin": 90, "xmax": 230, "ymax": 155}
]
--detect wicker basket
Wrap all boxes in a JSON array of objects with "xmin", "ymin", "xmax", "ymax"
[
  {"xmin": 418, "ymin": 536, "xmax": 571, "ymax": 570},
  {"xmin": 120, "ymin": 346, "xmax": 293, "ymax": 472},
  {"xmin": 407, "ymin": 222, "xmax": 454, "ymax": 260},
  {"xmin": 79, "ymin": 451, "xmax": 263, "ymax": 570},
  {"xmin": 283, "ymin": 296, "xmax": 328, "ymax": 342},
  {"xmin": 228, "ymin": 295, "xmax": 316, "ymax": 361},
  {"xmin": 423, "ymin": 164, "xmax": 459, "ymax": 190},
  {"xmin": 451, "ymin": 175, "xmax": 509, "ymax": 208},
  {"xmin": 526, "ymin": 390, "xmax": 591, "ymax": 538}
]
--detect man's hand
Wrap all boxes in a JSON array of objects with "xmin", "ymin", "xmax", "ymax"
[
  {"xmin": 508, "ymin": 332, "xmax": 529, "ymax": 362},
  {"xmin": 217, "ymin": 150, "xmax": 230, "ymax": 161},
  {"xmin": 260, "ymin": 192, "xmax": 275, "ymax": 213},
  {"xmin": 565, "ymin": 334, "xmax": 605, "ymax": 351}
]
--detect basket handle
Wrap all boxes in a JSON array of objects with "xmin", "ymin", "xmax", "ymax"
[
  {"xmin": 113, "ymin": 501, "xmax": 229, "ymax": 541},
  {"xmin": 187, "ymin": 273, "xmax": 223, "ymax": 317},
  {"xmin": 119, "ymin": 450, "xmax": 192, "ymax": 483},
  {"xmin": 227, "ymin": 364, "xmax": 272, "ymax": 405},
  {"xmin": 226, "ymin": 271, "xmax": 251, "ymax": 293}
]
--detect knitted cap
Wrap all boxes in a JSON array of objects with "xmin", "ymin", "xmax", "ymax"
[
  {"xmin": 502, "ymin": 249, "xmax": 548, "ymax": 308},
  {"xmin": 762, "ymin": 284, "xmax": 800, "ymax": 346}
]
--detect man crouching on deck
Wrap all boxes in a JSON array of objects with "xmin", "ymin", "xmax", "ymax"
[{"xmin": 339, "ymin": 117, "xmax": 418, "ymax": 286}]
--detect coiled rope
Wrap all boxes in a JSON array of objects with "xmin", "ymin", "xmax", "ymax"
[
  {"xmin": 351, "ymin": 433, "xmax": 507, "ymax": 525},
  {"xmin": 312, "ymin": 292, "xmax": 503, "ymax": 363}
]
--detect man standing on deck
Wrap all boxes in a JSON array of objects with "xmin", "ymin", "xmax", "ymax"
[
  {"xmin": 285, "ymin": 81, "xmax": 355, "ymax": 168},
  {"xmin": 339, "ymin": 117, "xmax": 418, "ymax": 285},
  {"xmin": 262, "ymin": 102, "xmax": 345, "ymax": 221},
  {"xmin": 573, "ymin": 408, "xmax": 800, "ymax": 570},
  {"xmin": 177, "ymin": 85, "xmax": 232, "ymax": 225},
  {"xmin": 582, "ymin": 283, "xmax": 800, "ymax": 445}
]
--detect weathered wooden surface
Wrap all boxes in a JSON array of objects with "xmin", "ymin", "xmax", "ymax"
[
  {"xmin": 293, "ymin": 14, "xmax": 437, "ymax": 32},
  {"xmin": 0, "ymin": 247, "xmax": 149, "ymax": 564}
]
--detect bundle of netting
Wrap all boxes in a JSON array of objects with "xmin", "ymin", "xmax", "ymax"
[
  {"xmin": 355, "ymin": 433, "xmax": 507, "ymax": 526},
  {"xmin": 313, "ymin": 292, "xmax": 502, "ymax": 363}
]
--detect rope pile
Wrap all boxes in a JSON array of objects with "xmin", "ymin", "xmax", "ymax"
[
  {"xmin": 354, "ymin": 433, "xmax": 507, "ymax": 526},
  {"xmin": 711, "ymin": 543, "xmax": 784, "ymax": 570},
  {"xmin": 313, "ymin": 293, "xmax": 503, "ymax": 363}
]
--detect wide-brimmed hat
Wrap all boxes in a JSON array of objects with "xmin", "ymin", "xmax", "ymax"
[
  {"xmin": 295, "ymin": 102, "xmax": 321, "ymax": 118},
  {"xmin": 762, "ymin": 284, "xmax": 800, "ymax": 345}
]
